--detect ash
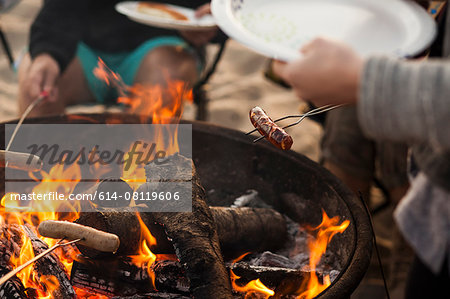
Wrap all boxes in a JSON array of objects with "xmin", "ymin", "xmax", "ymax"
[{"xmin": 230, "ymin": 189, "xmax": 341, "ymax": 283}]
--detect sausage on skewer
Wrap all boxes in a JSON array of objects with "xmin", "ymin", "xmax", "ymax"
[{"xmin": 249, "ymin": 107, "xmax": 293, "ymax": 150}]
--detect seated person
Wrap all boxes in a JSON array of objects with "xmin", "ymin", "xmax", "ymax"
[
  {"xmin": 17, "ymin": 0, "xmax": 225, "ymax": 117},
  {"xmin": 273, "ymin": 0, "xmax": 450, "ymax": 294}
]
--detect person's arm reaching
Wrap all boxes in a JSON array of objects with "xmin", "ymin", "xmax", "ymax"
[
  {"xmin": 274, "ymin": 38, "xmax": 450, "ymax": 149},
  {"xmin": 22, "ymin": 0, "xmax": 87, "ymax": 103},
  {"xmin": 358, "ymin": 56, "xmax": 450, "ymax": 150}
]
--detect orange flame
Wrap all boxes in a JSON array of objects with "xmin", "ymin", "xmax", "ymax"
[
  {"xmin": 130, "ymin": 212, "xmax": 158, "ymax": 289},
  {"xmin": 295, "ymin": 210, "xmax": 350, "ymax": 299},
  {"xmin": 94, "ymin": 58, "xmax": 192, "ymax": 190},
  {"xmin": 0, "ymin": 158, "xmax": 85, "ymax": 296},
  {"xmin": 230, "ymin": 252, "xmax": 275, "ymax": 298}
]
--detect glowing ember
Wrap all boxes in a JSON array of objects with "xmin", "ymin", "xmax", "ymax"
[{"xmin": 295, "ymin": 210, "xmax": 350, "ymax": 299}]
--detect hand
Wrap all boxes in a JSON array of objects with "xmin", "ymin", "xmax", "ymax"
[
  {"xmin": 273, "ymin": 38, "xmax": 363, "ymax": 107},
  {"xmin": 19, "ymin": 54, "xmax": 60, "ymax": 104},
  {"xmin": 179, "ymin": 4, "xmax": 218, "ymax": 47}
]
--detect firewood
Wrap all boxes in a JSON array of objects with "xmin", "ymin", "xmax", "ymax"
[
  {"xmin": 112, "ymin": 294, "xmax": 191, "ymax": 299},
  {"xmin": 141, "ymin": 154, "xmax": 231, "ymax": 298},
  {"xmin": 211, "ymin": 206, "xmax": 286, "ymax": 259},
  {"xmin": 76, "ymin": 206, "xmax": 286, "ymax": 259},
  {"xmin": 22, "ymin": 225, "xmax": 76, "ymax": 299},
  {"xmin": 75, "ymin": 154, "xmax": 289, "ymax": 298},
  {"xmin": 0, "ymin": 270, "xmax": 28, "ymax": 299},
  {"xmin": 81, "ymin": 154, "xmax": 232, "ymax": 298},
  {"xmin": 0, "ymin": 225, "xmax": 28, "ymax": 299},
  {"xmin": 70, "ymin": 258, "xmax": 312, "ymax": 298},
  {"xmin": 70, "ymin": 258, "xmax": 189, "ymax": 297}
]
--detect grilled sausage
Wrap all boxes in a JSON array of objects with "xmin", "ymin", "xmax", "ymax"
[
  {"xmin": 249, "ymin": 107, "xmax": 293, "ymax": 150},
  {"xmin": 38, "ymin": 220, "xmax": 120, "ymax": 253},
  {"xmin": 0, "ymin": 150, "xmax": 43, "ymax": 172}
]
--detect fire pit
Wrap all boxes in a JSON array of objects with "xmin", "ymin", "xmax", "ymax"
[{"xmin": 0, "ymin": 113, "xmax": 372, "ymax": 298}]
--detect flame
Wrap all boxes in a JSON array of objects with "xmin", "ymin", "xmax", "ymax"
[
  {"xmin": 120, "ymin": 142, "xmax": 148, "ymax": 191},
  {"xmin": 130, "ymin": 212, "xmax": 158, "ymax": 289},
  {"xmin": 94, "ymin": 58, "xmax": 192, "ymax": 191},
  {"xmin": 0, "ymin": 158, "xmax": 84, "ymax": 296},
  {"xmin": 230, "ymin": 252, "xmax": 275, "ymax": 298},
  {"xmin": 38, "ymin": 275, "xmax": 60, "ymax": 299},
  {"xmin": 295, "ymin": 210, "xmax": 350, "ymax": 299}
]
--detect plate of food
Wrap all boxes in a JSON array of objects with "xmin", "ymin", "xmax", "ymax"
[
  {"xmin": 211, "ymin": 0, "xmax": 436, "ymax": 61},
  {"xmin": 116, "ymin": 1, "xmax": 216, "ymax": 30}
]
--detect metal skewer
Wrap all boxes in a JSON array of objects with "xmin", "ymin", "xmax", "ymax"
[
  {"xmin": 247, "ymin": 104, "xmax": 345, "ymax": 143},
  {"xmin": 0, "ymin": 238, "xmax": 82, "ymax": 287}
]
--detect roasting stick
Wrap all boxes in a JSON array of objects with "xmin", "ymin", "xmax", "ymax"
[
  {"xmin": 0, "ymin": 238, "xmax": 82, "ymax": 287},
  {"xmin": 5, "ymin": 91, "xmax": 49, "ymax": 153},
  {"xmin": 0, "ymin": 221, "xmax": 120, "ymax": 287},
  {"xmin": 3, "ymin": 91, "xmax": 48, "ymax": 170}
]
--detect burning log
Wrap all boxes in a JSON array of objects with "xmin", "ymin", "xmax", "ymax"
[
  {"xmin": 112, "ymin": 294, "xmax": 191, "ymax": 299},
  {"xmin": 70, "ymin": 258, "xmax": 311, "ymax": 298},
  {"xmin": 0, "ymin": 225, "xmax": 27, "ymax": 299},
  {"xmin": 0, "ymin": 273, "xmax": 27, "ymax": 299},
  {"xmin": 70, "ymin": 258, "xmax": 189, "ymax": 297},
  {"xmin": 74, "ymin": 154, "xmax": 287, "ymax": 298},
  {"xmin": 140, "ymin": 153, "xmax": 232, "ymax": 298},
  {"xmin": 211, "ymin": 206, "xmax": 286, "ymax": 259},
  {"xmin": 22, "ymin": 225, "xmax": 76, "ymax": 299},
  {"xmin": 76, "ymin": 206, "xmax": 286, "ymax": 259}
]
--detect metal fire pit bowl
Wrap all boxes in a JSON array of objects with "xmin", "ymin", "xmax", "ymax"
[{"xmin": 0, "ymin": 113, "xmax": 372, "ymax": 299}]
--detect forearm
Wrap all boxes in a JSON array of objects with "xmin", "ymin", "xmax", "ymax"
[
  {"xmin": 358, "ymin": 56, "xmax": 450, "ymax": 149},
  {"xmin": 29, "ymin": 0, "xmax": 87, "ymax": 72}
]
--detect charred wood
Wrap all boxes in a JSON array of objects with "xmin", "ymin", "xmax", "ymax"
[
  {"xmin": 70, "ymin": 257, "xmax": 312, "ymax": 298},
  {"xmin": 76, "ymin": 206, "xmax": 286, "ymax": 260},
  {"xmin": 81, "ymin": 153, "xmax": 232, "ymax": 298},
  {"xmin": 22, "ymin": 225, "xmax": 76, "ymax": 299},
  {"xmin": 0, "ymin": 225, "xmax": 28, "ymax": 299},
  {"xmin": 70, "ymin": 258, "xmax": 189, "ymax": 297},
  {"xmin": 112, "ymin": 294, "xmax": 191, "ymax": 299}
]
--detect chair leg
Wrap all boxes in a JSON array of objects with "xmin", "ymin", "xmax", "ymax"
[
  {"xmin": 0, "ymin": 26, "xmax": 15, "ymax": 69},
  {"xmin": 194, "ymin": 87, "xmax": 208, "ymax": 121}
]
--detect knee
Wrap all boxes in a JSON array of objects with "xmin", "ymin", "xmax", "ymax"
[{"xmin": 136, "ymin": 46, "xmax": 198, "ymax": 85}]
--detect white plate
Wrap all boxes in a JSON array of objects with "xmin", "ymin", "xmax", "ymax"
[
  {"xmin": 211, "ymin": 0, "xmax": 436, "ymax": 61},
  {"xmin": 116, "ymin": 1, "xmax": 216, "ymax": 31}
]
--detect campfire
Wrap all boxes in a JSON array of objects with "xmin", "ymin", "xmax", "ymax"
[{"xmin": 0, "ymin": 62, "xmax": 370, "ymax": 299}]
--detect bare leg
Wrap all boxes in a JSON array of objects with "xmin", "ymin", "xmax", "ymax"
[
  {"xmin": 17, "ymin": 54, "xmax": 95, "ymax": 117},
  {"xmin": 134, "ymin": 45, "xmax": 198, "ymax": 87}
]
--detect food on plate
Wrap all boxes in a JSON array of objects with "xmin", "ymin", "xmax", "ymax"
[
  {"xmin": 250, "ymin": 106, "xmax": 293, "ymax": 150},
  {"xmin": 137, "ymin": 2, "xmax": 188, "ymax": 21}
]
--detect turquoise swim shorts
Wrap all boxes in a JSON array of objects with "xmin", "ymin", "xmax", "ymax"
[{"xmin": 77, "ymin": 36, "xmax": 192, "ymax": 104}]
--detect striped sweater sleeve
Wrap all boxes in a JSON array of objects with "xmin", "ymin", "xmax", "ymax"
[{"xmin": 358, "ymin": 56, "xmax": 450, "ymax": 150}]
